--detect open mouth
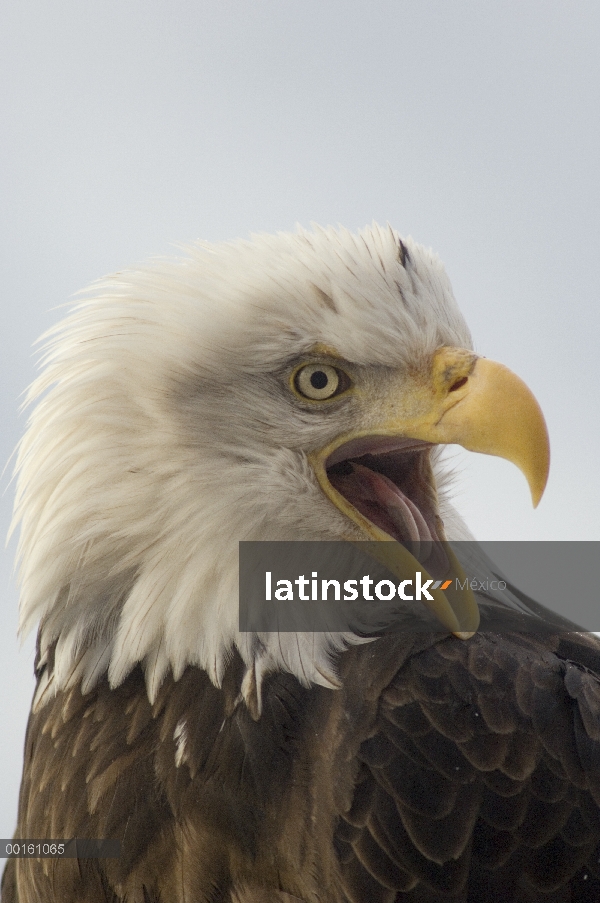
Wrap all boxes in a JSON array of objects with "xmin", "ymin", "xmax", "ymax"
[
  {"xmin": 325, "ymin": 437, "xmax": 446, "ymax": 571},
  {"xmin": 308, "ymin": 432, "xmax": 480, "ymax": 636},
  {"xmin": 304, "ymin": 348, "xmax": 549, "ymax": 638}
]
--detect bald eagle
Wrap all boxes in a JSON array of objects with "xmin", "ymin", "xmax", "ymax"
[{"xmin": 3, "ymin": 225, "xmax": 600, "ymax": 903}]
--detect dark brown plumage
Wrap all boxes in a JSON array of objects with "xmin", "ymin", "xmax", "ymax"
[{"xmin": 5, "ymin": 625, "xmax": 600, "ymax": 902}]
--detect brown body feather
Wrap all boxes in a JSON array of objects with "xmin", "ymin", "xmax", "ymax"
[{"xmin": 4, "ymin": 629, "xmax": 600, "ymax": 902}]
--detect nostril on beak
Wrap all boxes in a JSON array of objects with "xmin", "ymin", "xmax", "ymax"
[{"xmin": 448, "ymin": 376, "xmax": 468, "ymax": 393}]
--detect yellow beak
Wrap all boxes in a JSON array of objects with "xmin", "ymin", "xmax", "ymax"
[
  {"xmin": 309, "ymin": 347, "xmax": 550, "ymax": 638},
  {"xmin": 407, "ymin": 347, "xmax": 549, "ymax": 507}
]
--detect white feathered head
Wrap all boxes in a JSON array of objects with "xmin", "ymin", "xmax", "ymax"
[{"xmin": 12, "ymin": 224, "xmax": 548, "ymax": 708}]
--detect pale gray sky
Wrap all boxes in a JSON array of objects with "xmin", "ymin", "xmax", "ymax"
[{"xmin": 1, "ymin": 1, "xmax": 599, "ymax": 840}]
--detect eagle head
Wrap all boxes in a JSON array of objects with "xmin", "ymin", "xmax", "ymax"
[{"xmin": 13, "ymin": 224, "xmax": 548, "ymax": 709}]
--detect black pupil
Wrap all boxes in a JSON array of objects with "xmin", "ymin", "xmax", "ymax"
[{"xmin": 310, "ymin": 370, "xmax": 329, "ymax": 390}]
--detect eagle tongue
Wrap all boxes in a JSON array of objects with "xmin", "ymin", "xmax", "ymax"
[
  {"xmin": 352, "ymin": 464, "xmax": 433, "ymax": 559},
  {"xmin": 329, "ymin": 463, "xmax": 433, "ymax": 560}
]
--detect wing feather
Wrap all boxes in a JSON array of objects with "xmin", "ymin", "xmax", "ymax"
[{"xmin": 5, "ymin": 631, "xmax": 600, "ymax": 902}]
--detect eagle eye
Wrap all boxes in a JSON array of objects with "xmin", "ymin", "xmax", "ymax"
[{"xmin": 293, "ymin": 363, "xmax": 348, "ymax": 401}]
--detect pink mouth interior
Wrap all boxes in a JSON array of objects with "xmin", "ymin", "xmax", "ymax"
[{"xmin": 327, "ymin": 443, "xmax": 443, "ymax": 566}]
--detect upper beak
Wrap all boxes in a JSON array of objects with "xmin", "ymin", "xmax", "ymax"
[
  {"xmin": 308, "ymin": 347, "xmax": 550, "ymax": 638},
  {"xmin": 406, "ymin": 347, "xmax": 549, "ymax": 507}
]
